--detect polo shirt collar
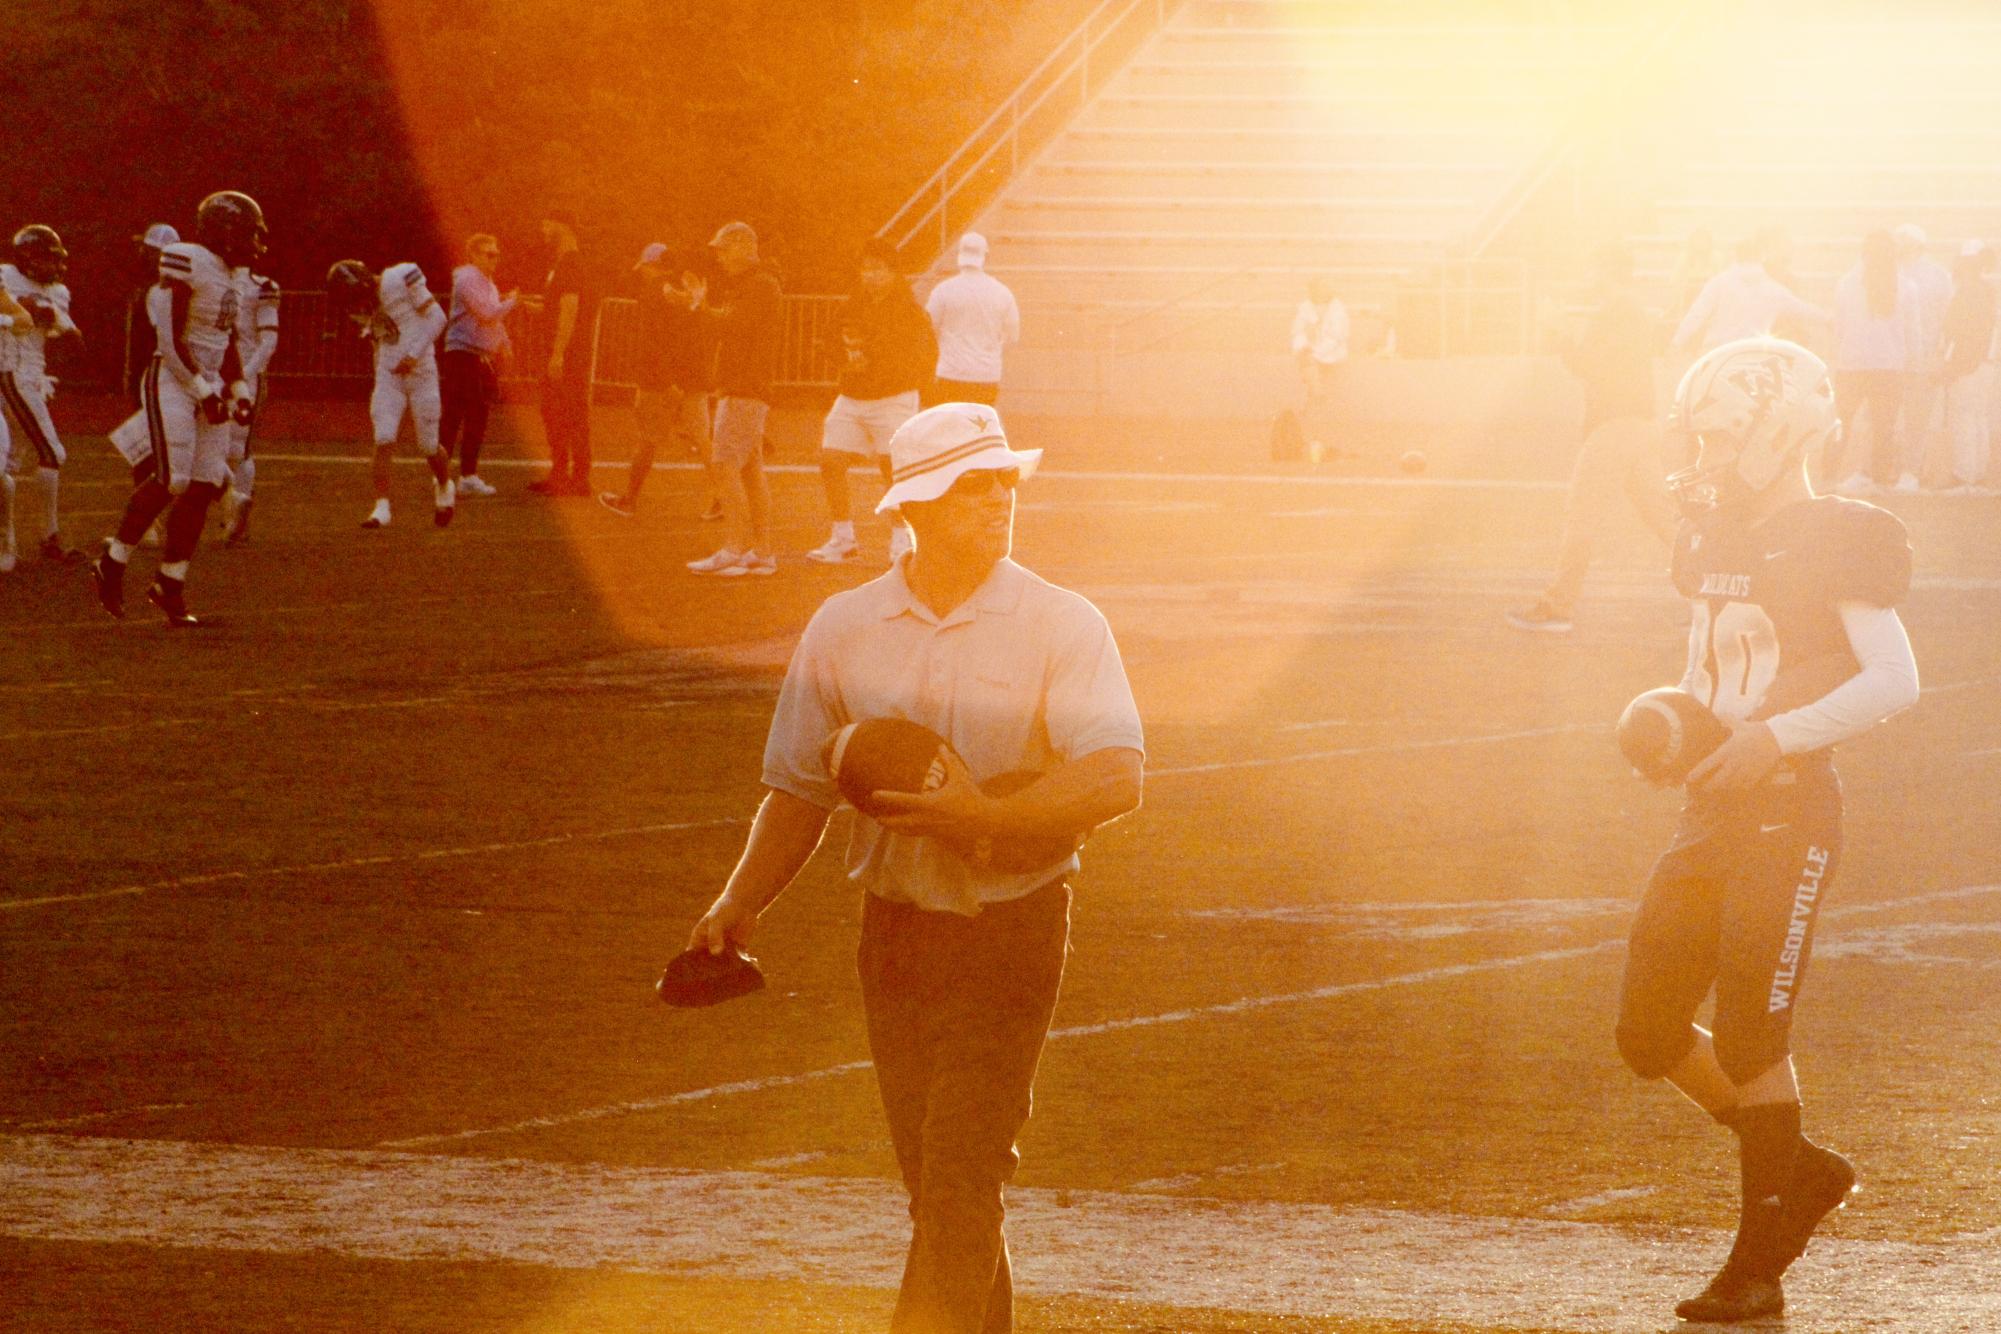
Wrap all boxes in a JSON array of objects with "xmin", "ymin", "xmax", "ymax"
[{"xmin": 882, "ymin": 556, "xmax": 1028, "ymax": 626}]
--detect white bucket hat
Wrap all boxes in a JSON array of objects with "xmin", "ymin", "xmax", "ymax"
[{"xmin": 875, "ymin": 403, "xmax": 1041, "ymax": 513}]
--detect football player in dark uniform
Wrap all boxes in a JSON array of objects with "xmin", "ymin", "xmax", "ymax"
[{"xmin": 1615, "ymin": 337, "xmax": 1920, "ymax": 1323}]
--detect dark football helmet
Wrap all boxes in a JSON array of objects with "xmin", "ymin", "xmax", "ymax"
[
  {"xmin": 11, "ymin": 225, "xmax": 67, "ymax": 285},
  {"xmin": 324, "ymin": 259, "xmax": 379, "ymax": 327},
  {"xmin": 195, "ymin": 191, "xmax": 268, "ymax": 268}
]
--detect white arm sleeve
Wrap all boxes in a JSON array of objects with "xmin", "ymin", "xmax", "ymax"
[
  {"xmin": 242, "ymin": 327, "xmax": 280, "ymax": 380},
  {"xmin": 1765, "ymin": 602, "xmax": 1920, "ymax": 755}
]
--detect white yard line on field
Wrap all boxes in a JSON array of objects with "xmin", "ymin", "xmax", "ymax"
[
  {"xmin": 0, "ymin": 818, "xmax": 745, "ymax": 913},
  {"xmin": 1, "ymin": 1132, "xmax": 1996, "ymax": 1333},
  {"xmin": 381, "ymin": 940, "xmax": 1623, "ymax": 1149}
]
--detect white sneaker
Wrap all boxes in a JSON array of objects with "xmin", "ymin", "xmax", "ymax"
[
  {"xmin": 806, "ymin": 534, "xmax": 859, "ymax": 563},
  {"xmin": 1835, "ymin": 473, "xmax": 1874, "ymax": 497},
  {"xmin": 1891, "ymin": 472, "xmax": 1922, "ymax": 494},
  {"xmin": 687, "ymin": 547, "xmax": 746, "ymax": 574},
  {"xmin": 717, "ymin": 550, "xmax": 777, "ymax": 577},
  {"xmin": 888, "ymin": 526, "xmax": 913, "ymax": 562},
  {"xmin": 361, "ymin": 502, "xmax": 391, "ymax": 530},
  {"xmin": 456, "ymin": 474, "xmax": 497, "ymax": 498}
]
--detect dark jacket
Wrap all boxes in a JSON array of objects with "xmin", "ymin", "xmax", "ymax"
[
  {"xmin": 834, "ymin": 278, "xmax": 936, "ymax": 400},
  {"xmin": 1940, "ymin": 271, "xmax": 1996, "ymax": 382},
  {"xmin": 709, "ymin": 263, "xmax": 783, "ymax": 402},
  {"xmin": 1562, "ymin": 289, "xmax": 1658, "ymax": 431}
]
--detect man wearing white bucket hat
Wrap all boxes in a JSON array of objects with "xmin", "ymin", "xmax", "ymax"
[{"xmin": 687, "ymin": 401, "xmax": 1145, "ymax": 1333}]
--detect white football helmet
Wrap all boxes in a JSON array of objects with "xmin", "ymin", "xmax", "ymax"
[{"xmin": 1666, "ymin": 337, "xmax": 1837, "ymax": 516}]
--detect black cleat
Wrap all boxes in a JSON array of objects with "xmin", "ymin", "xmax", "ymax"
[
  {"xmin": 147, "ymin": 578, "xmax": 200, "ymax": 628},
  {"xmin": 1771, "ymin": 1143, "xmax": 1858, "ymax": 1274},
  {"xmin": 89, "ymin": 555, "xmax": 126, "ymax": 619},
  {"xmin": 39, "ymin": 534, "xmax": 87, "ymax": 565},
  {"xmin": 434, "ymin": 504, "xmax": 454, "ymax": 528},
  {"xmin": 1675, "ymin": 1268, "xmax": 1784, "ymax": 1323}
]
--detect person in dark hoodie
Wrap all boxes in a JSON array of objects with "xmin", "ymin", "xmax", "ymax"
[{"xmin": 804, "ymin": 236, "xmax": 937, "ymax": 566}]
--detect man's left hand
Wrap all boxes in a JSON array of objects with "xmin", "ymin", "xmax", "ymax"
[
  {"xmin": 1688, "ymin": 719, "xmax": 1782, "ymax": 794},
  {"xmin": 870, "ymin": 749, "xmax": 997, "ymax": 839}
]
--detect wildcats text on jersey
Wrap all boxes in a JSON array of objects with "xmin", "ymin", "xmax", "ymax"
[{"xmin": 1698, "ymin": 572, "xmax": 1754, "ymax": 599}]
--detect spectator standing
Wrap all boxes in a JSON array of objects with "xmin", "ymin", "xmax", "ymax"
[
  {"xmin": 1507, "ymin": 244, "xmax": 1674, "ymax": 633},
  {"xmin": 1830, "ymin": 230, "xmax": 1917, "ymax": 495},
  {"xmin": 1892, "ymin": 223, "xmax": 1953, "ymax": 491},
  {"xmin": 601, "ymin": 243, "xmax": 717, "ymax": 518},
  {"xmin": 685, "ymin": 222, "xmax": 783, "ymax": 577},
  {"xmin": 1291, "ymin": 275, "xmax": 1350, "ymax": 446},
  {"xmin": 806, "ymin": 237, "xmax": 936, "ymax": 565},
  {"xmin": 440, "ymin": 233, "xmax": 516, "ymax": 499},
  {"xmin": 528, "ymin": 210, "xmax": 599, "ymax": 497},
  {"xmin": 123, "ymin": 224, "xmax": 178, "ymax": 407},
  {"xmin": 923, "ymin": 231, "xmax": 1018, "ymax": 406},
  {"xmin": 1939, "ymin": 241, "xmax": 1997, "ymax": 493},
  {"xmin": 1671, "ymin": 235, "xmax": 1825, "ymax": 356}
]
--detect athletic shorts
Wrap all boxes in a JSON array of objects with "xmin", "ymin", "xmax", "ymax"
[
  {"xmin": 712, "ymin": 396, "xmax": 770, "ymax": 469},
  {"xmin": 822, "ymin": 390, "xmax": 920, "ymax": 459},
  {"xmin": 371, "ymin": 355, "xmax": 441, "ymax": 453},
  {"xmin": 142, "ymin": 358, "xmax": 232, "ymax": 490},
  {"xmin": 1617, "ymin": 761, "xmax": 1843, "ymax": 1084},
  {"xmin": 636, "ymin": 385, "xmax": 712, "ymax": 459},
  {"xmin": 1, "ymin": 370, "xmax": 65, "ymax": 468}
]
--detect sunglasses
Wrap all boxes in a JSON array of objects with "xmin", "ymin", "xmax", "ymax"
[{"xmin": 942, "ymin": 467, "xmax": 1020, "ymax": 499}]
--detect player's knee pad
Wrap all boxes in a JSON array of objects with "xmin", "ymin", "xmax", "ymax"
[
  {"xmin": 1615, "ymin": 1014, "xmax": 1695, "ymax": 1081},
  {"xmin": 1712, "ymin": 1027, "xmax": 1787, "ymax": 1088}
]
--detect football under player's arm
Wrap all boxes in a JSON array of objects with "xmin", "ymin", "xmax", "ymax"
[
  {"xmin": 687, "ymin": 789, "xmax": 832, "ymax": 955},
  {"xmin": 871, "ymin": 745, "xmax": 1143, "ymax": 842},
  {"xmin": 1691, "ymin": 603, "xmax": 1919, "ymax": 792}
]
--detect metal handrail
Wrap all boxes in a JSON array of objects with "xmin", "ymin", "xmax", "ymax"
[{"xmin": 880, "ymin": 0, "xmax": 1183, "ymax": 261}]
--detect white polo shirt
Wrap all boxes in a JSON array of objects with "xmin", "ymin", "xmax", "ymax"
[{"xmin": 764, "ymin": 556, "xmax": 1144, "ymax": 916}]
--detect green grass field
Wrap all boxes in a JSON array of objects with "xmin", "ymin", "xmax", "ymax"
[{"xmin": 3, "ymin": 432, "xmax": 1998, "ymax": 1332}]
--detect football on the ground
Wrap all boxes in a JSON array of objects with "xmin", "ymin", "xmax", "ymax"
[
  {"xmin": 1616, "ymin": 687, "xmax": 1730, "ymax": 784},
  {"xmin": 1398, "ymin": 449, "xmax": 1428, "ymax": 474},
  {"xmin": 824, "ymin": 718, "xmax": 952, "ymax": 817}
]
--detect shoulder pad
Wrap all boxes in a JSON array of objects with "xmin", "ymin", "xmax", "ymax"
[{"xmin": 1820, "ymin": 498, "xmax": 1912, "ymax": 607}]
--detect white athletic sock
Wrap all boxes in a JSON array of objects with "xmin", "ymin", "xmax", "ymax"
[
  {"xmin": 158, "ymin": 560, "xmax": 189, "ymax": 582},
  {"xmin": 370, "ymin": 498, "xmax": 391, "ymax": 524},
  {"xmin": 434, "ymin": 477, "xmax": 455, "ymax": 507},
  {"xmin": 832, "ymin": 520, "xmax": 855, "ymax": 542},
  {"xmin": 35, "ymin": 467, "xmax": 58, "ymax": 539},
  {"xmin": 107, "ymin": 538, "xmax": 133, "ymax": 565},
  {"xmin": 233, "ymin": 458, "xmax": 255, "ymax": 501}
]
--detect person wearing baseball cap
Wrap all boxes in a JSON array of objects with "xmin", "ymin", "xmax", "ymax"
[
  {"xmin": 683, "ymin": 221, "xmax": 784, "ymax": 575},
  {"xmin": 924, "ymin": 230, "xmax": 1019, "ymax": 408},
  {"xmin": 601, "ymin": 242, "xmax": 718, "ymax": 518},
  {"xmin": 687, "ymin": 401, "xmax": 1144, "ymax": 1331},
  {"xmin": 527, "ymin": 208, "xmax": 600, "ymax": 496}
]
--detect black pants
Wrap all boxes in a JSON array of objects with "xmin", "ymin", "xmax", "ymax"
[
  {"xmin": 1617, "ymin": 763, "xmax": 1842, "ymax": 1086},
  {"xmin": 439, "ymin": 350, "xmax": 497, "ymax": 474},
  {"xmin": 539, "ymin": 371, "xmax": 591, "ymax": 483},
  {"xmin": 858, "ymin": 882, "xmax": 1069, "ymax": 1334}
]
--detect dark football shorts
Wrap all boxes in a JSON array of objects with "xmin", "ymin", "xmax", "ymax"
[{"xmin": 1617, "ymin": 759, "xmax": 1843, "ymax": 1085}]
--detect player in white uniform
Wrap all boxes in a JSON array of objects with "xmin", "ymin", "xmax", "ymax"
[
  {"xmin": 0, "ymin": 282, "xmax": 32, "ymax": 572},
  {"xmin": 1, "ymin": 225, "xmax": 87, "ymax": 565},
  {"xmin": 326, "ymin": 259, "xmax": 454, "ymax": 528},
  {"xmin": 90, "ymin": 190, "xmax": 268, "ymax": 627},
  {"xmin": 220, "ymin": 271, "xmax": 281, "ymax": 544}
]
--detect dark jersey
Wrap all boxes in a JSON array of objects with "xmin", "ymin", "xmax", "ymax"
[{"xmin": 1672, "ymin": 496, "xmax": 1911, "ymax": 730}]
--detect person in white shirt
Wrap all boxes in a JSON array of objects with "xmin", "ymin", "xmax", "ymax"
[
  {"xmin": 1891, "ymin": 223, "xmax": 1954, "ymax": 491},
  {"xmin": 923, "ymin": 232, "xmax": 1018, "ymax": 406},
  {"xmin": 441, "ymin": 233, "xmax": 517, "ymax": 498},
  {"xmin": 689, "ymin": 403, "xmax": 1143, "ymax": 1334},
  {"xmin": 1, "ymin": 225, "xmax": 87, "ymax": 565},
  {"xmin": 1671, "ymin": 236, "xmax": 1826, "ymax": 356},
  {"xmin": 1828, "ymin": 230, "xmax": 1919, "ymax": 494},
  {"xmin": 1292, "ymin": 275, "xmax": 1349, "ymax": 400}
]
